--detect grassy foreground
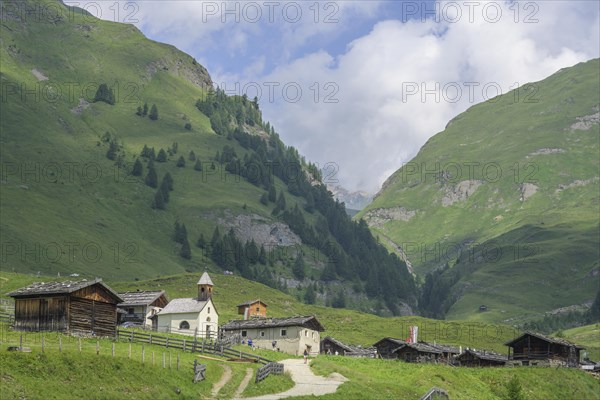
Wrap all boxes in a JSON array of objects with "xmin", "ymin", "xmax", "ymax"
[
  {"xmin": 304, "ymin": 356, "xmax": 600, "ymax": 400},
  {"xmin": 0, "ymin": 325, "xmax": 293, "ymax": 399}
]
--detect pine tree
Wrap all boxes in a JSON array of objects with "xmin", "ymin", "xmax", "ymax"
[
  {"xmin": 184, "ymin": 122, "xmax": 192, "ymax": 130},
  {"xmin": 141, "ymin": 144, "xmax": 149, "ymax": 158},
  {"xmin": 149, "ymin": 104, "xmax": 158, "ymax": 120},
  {"xmin": 503, "ymin": 376, "xmax": 525, "ymax": 400},
  {"xmin": 176, "ymin": 156, "xmax": 185, "ymax": 168},
  {"xmin": 189, "ymin": 150, "xmax": 196, "ymax": 161},
  {"xmin": 163, "ymin": 172, "xmax": 174, "ymax": 191},
  {"xmin": 152, "ymin": 190, "xmax": 165, "ymax": 210},
  {"xmin": 194, "ymin": 160, "xmax": 203, "ymax": 171},
  {"xmin": 148, "ymin": 147, "xmax": 156, "ymax": 160},
  {"xmin": 132, "ymin": 158, "xmax": 143, "ymax": 176},
  {"xmin": 156, "ymin": 148, "xmax": 168, "ymax": 162},
  {"xmin": 159, "ymin": 177, "xmax": 170, "ymax": 203},
  {"xmin": 304, "ymin": 284, "xmax": 316, "ymax": 304},
  {"xmin": 332, "ymin": 290, "xmax": 346, "ymax": 308},
  {"xmin": 136, "ymin": 106, "xmax": 143, "ymax": 116},
  {"xmin": 292, "ymin": 254, "xmax": 305, "ymax": 280},
  {"xmin": 145, "ymin": 160, "xmax": 158, "ymax": 188},
  {"xmin": 268, "ymin": 185, "xmax": 277, "ymax": 202},
  {"xmin": 196, "ymin": 234, "xmax": 206, "ymax": 249},
  {"xmin": 106, "ymin": 141, "xmax": 118, "ymax": 160},
  {"xmin": 143, "ymin": 102, "xmax": 148, "ymax": 116},
  {"xmin": 259, "ymin": 245, "xmax": 267, "ymax": 265},
  {"xmin": 180, "ymin": 239, "xmax": 192, "ymax": 260},
  {"xmin": 94, "ymin": 83, "xmax": 115, "ymax": 105}
]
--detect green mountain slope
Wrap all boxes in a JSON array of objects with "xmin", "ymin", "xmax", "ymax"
[
  {"xmin": 0, "ymin": 0, "xmax": 415, "ymax": 315},
  {"xmin": 358, "ymin": 59, "xmax": 600, "ymax": 323}
]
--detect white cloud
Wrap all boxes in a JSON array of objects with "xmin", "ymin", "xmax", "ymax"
[{"xmin": 254, "ymin": 1, "xmax": 599, "ymax": 192}]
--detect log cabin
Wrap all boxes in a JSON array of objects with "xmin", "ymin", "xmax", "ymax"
[
  {"xmin": 455, "ymin": 349, "xmax": 507, "ymax": 367},
  {"xmin": 372, "ymin": 337, "xmax": 407, "ymax": 359},
  {"xmin": 117, "ymin": 290, "xmax": 168, "ymax": 329},
  {"xmin": 505, "ymin": 331, "xmax": 585, "ymax": 367},
  {"xmin": 8, "ymin": 279, "xmax": 122, "ymax": 336},
  {"xmin": 237, "ymin": 300, "xmax": 267, "ymax": 319}
]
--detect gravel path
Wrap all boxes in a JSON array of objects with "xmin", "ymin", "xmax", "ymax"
[{"xmin": 237, "ymin": 359, "xmax": 347, "ymax": 400}]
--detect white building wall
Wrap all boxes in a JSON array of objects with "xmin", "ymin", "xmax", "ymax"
[
  {"xmin": 156, "ymin": 299, "xmax": 218, "ymax": 338},
  {"xmin": 235, "ymin": 325, "xmax": 320, "ymax": 356}
]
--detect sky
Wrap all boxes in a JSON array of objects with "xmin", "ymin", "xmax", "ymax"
[{"xmin": 77, "ymin": 0, "xmax": 600, "ymax": 193}]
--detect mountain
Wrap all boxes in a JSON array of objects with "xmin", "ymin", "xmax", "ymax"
[
  {"xmin": 358, "ymin": 59, "xmax": 600, "ymax": 324},
  {"xmin": 0, "ymin": 0, "xmax": 416, "ymax": 316},
  {"xmin": 327, "ymin": 185, "xmax": 373, "ymax": 211}
]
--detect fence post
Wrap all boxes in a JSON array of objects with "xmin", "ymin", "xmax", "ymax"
[
  {"xmin": 42, "ymin": 336, "xmax": 45, "ymax": 353},
  {"xmin": 149, "ymin": 334, "xmax": 152, "ymax": 345},
  {"xmin": 183, "ymin": 339, "xmax": 186, "ymax": 352},
  {"xmin": 169, "ymin": 352, "xmax": 172, "ymax": 369},
  {"xmin": 78, "ymin": 337, "xmax": 81, "ymax": 353},
  {"xmin": 166, "ymin": 337, "xmax": 169, "ymax": 349},
  {"xmin": 129, "ymin": 343, "xmax": 132, "ymax": 359},
  {"xmin": 112, "ymin": 342, "xmax": 115, "ymax": 357},
  {"xmin": 162, "ymin": 353, "xmax": 166, "ymax": 369},
  {"xmin": 152, "ymin": 351, "xmax": 155, "ymax": 366},
  {"xmin": 142, "ymin": 345, "xmax": 145, "ymax": 364},
  {"xmin": 59, "ymin": 335, "xmax": 62, "ymax": 353},
  {"xmin": 177, "ymin": 354, "xmax": 180, "ymax": 370},
  {"xmin": 96, "ymin": 340, "xmax": 100, "ymax": 355}
]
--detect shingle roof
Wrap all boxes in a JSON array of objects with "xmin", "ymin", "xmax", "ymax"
[
  {"xmin": 237, "ymin": 299, "xmax": 267, "ymax": 307},
  {"xmin": 372, "ymin": 337, "xmax": 407, "ymax": 348},
  {"xmin": 221, "ymin": 315, "xmax": 325, "ymax": 332},
  {"xmin": 197, "ymin": 272, "xmax": 214, "ymax": 286},
  {"xmin": 457, "ymin": 349, "xmax": 507, "ymax": 363},
  {"xmin": 504, "ymin": 331, "xmax": 585, "ymax": 349},
  {"xmin": 158, "ymin": 298, "xmax": 209, "ymax": 314},
  {"xmin": 392, "ymin": 342, "xmax": 443, "ymax": 354},
  {"xmin": 118, "ymin": 291, "xmax": 166, "ymax": 306},
  {"xmin": 7, "ymin": 279, "xmax": 122, "ymax": 302},
  {"xmin": 429, "ymin": 343, "xmax": 461, "ymax": 354},
  {"xmin": 321, "ymin": 336, "xmax": 354, "ymax": 352}
]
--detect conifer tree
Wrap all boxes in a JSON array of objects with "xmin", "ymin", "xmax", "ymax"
[
  {"xmin": 136, "ymin": 106, "xmax": 143, "ymax": 116},
  {"xmin": 132, "ymin": 158, "xmax": 143, "ymax": 176},
  {"xmin": 176, "ymin": 156, "xmax": 185, "ymax": 167},
  {"xmin": 152, "ymin": 190, "xmax": 165, "ymax": 210},
  {"xmin": 163, "ymin": 172, "xmax": 174, "ymax": 191},
  {"xmin": 194, "ymin": 160, "xmax": 203, "ymax": 171},
  {"xmin": 196, "ymin": 233, "xmax": 206, "ymax": 249},
  {"xmin": 189, "ymin": 150, "xmax": 196, "ymax": 161},
  {"xmin": 149, "ymin": 104, "xmax": 158, "ymax": 120},
  {"xmin": 145, "ymin": 160, "xmax": 158, "ymax": 188},
  {"xmin": 156, "ymin": 148, "xmax": 168, "ymax": 162},
  {"xmin": 268, "ymin": 185, "xmax": 277, "ymax": 202},
  {"xmin": 143, "ymin": 102, "xmax": 148, "ymax": 115},
  {"xmin": 292, "ymin": 254, "xmax": 305, "ymax": 280},
  {"xmin": 180, "ymin": 239, "xmax": 192, "ymax": 260},
  {"xmin": 94, "ymin": 83, "xmax": 115, "ymax": 105},
  {"xmin": 304, "ymin": 284, "xmax": 316, "ymax": 304}
]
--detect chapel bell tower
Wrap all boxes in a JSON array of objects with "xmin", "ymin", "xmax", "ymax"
[{"xmin": 197, "ymin": 271, "xmax": 214, "ymax": 301}]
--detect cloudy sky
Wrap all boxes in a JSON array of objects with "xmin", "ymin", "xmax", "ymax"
[{"xmin": 81, "ymin": 0, "xmax": 600, "ymax": 193}]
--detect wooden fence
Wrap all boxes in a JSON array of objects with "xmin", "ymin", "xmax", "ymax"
[
  {"xmin": 255, "ymin": 362, "xmax": 284, "ymax": 383},
  {"xmin": 193, "ymin": 360, "xmax": 207, "ymax": 383},
  {"xmin": 420, "ymin": 387, "xmax": 449, "ymax": 400},
  {"xmin": 116, "ymin": 329, "xmax": 272, "ymax": 365}
]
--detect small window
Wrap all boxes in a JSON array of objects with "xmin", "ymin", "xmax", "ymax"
[
  {"xmin": 256, "ymin": 307, "xmax": 260, "ymax": 312},
  {"xmin": 280, "ymin": 329, "xmax": 287, "ymax": 337},
  {"xmin": 206, "ymin": 317, "xmax": 211, "ymax": 322},
  {"xmin": 208, "ymin": 307, "xmax": 211, "ymax": 314},
  {"xmin": 179, "ymin": 321, "xmax": 190, "ymax": 330},
  {"xmin": 241, "ymin": 330, "xmax": 247, "ymax": 337},
  {"xmin": 305, "ymin": 330, "xmax": 308, "ymax": 337},
  {"xmin": 312, "ymin": 332, "xmax": 315, "ymax": 339},
  {"xmin": 260, "ymin": 331, "xmax": 265, "ymax": 337}
]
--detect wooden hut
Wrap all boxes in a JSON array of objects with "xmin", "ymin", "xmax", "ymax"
[
  {"xmin": 392, "ymin": 342, "xmax": 443, "ymax": 363},
  {"xmin": 372, "ymin": 338, "xmax": 407, "ymax": 359},
  {"xmin": 237, "ymin": 300, "xmax": 267, "ymax": 319},
  {"xmin": 8, "ymin": 279, "xmax": 122, "ymax": 336},
  {"xmin": 117, "ymin": 290, "xmax": 168, "ymax": 328},
  {"xmin": 505, "ymin": 331, "xmax": 585, "ymax": 367},
  {"xmin": 456, "ymin": 349, "xmax": 507, "ymax": 367},
  {"xmin": 320, "ymin": 336, "xmax": 354, "ymax": 355}
]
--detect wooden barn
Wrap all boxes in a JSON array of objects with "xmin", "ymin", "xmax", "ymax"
[
  {"xmin": 8, "ymin": 279, "xmax": 122, "ymax": 336},
  {"xmin": 117, "ymin": 290, "xmax": 168, "ymax": 328},
  {"xmin": 505, "ymin": 332, "xmax": 585, "ymax": 367},
  {"xmin": 456, "ymin": 349, "xmax": 507, "ymax": 367},
  {"xmin": 392, "ymin": 342, "xmax": 444, "ymax": 363},
  {"xmin": 321, "ymin": 336, "xmax": 353, "ymax": 355},
  {"xmin": 237, "ymin": 299, "xmax": 267, "ymax": 319},
  {"xmin": 372, "ymin": 337, "xmax": 407, "ymax": 359}
]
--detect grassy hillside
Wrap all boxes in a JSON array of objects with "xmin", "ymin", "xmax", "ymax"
[
  {"xmin": 0, "ymin": 0, "xmax": 415, "ymax": 316},
  {"xmin": 358, "ymin": 59, "xmax": 600, "ymax": 323},
  {"xmin": 562, "ymin": 324, "xmax": 600, "ymax": 361},
  {"xmin": 307, "ymin": 357, "xmax": 600, "ymax": 400}
]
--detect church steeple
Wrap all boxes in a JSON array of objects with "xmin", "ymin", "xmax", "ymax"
[{"xmin": 197, "ymin": 272, "xmax": 214, "ymax": 301}]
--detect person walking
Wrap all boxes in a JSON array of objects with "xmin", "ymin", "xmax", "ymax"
[{"xmin": 303, "ymin": 349, "xmax": 309, "ymax": 364}]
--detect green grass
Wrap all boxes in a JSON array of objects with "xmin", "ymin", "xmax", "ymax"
[
  {"xmin": 358, "ymin": 59, "xmax": 600, "ymax": 323},
  {"xmin": 562, "ymin": 324, "xmax": 600, "ymax": 361},
  {"xmin": 0, "ymin": 324, "xmax": 292, "ymax": 399},
  {"xmin": 303, "ymin": 356, "xmax": 600, "ymax": 400}
]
